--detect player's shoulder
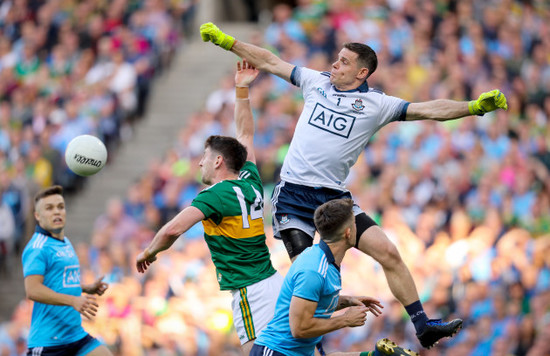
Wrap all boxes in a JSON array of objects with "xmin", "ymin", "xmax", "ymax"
[
  {"xmin": 367, "ymin": 87, "xmax": 384, "ymax": 95},
  {"xmin": 294, "ymin": 245, "xmax": 326, "ymax": 272},
  {"xmin": 26, "ymin": 233, "xmax": 50, "ymax": 250}
]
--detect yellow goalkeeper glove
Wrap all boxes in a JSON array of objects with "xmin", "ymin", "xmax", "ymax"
[
  {"xmin": 200, "ymin": 22, "xmax": 235, "ymax": 51},
  {"xmin": 468, "ymin": 89, "xmax": 508, "ymax": 115}
]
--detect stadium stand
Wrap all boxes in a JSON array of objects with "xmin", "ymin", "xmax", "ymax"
[{"xmin": 1, "ymin": 0, "xmax": 550, "ymax": 355}]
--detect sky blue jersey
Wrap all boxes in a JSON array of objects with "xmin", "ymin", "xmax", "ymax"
[
  {"xmin": 255, "ymin": 240, "xmax": 342, "ymax": 356},
  {"xmin": 22, "ymin": 225, "xmax": 87, "ymax": 347}
]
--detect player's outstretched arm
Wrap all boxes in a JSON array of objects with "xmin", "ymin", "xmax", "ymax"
[
  {"xmin": 200, "ymin": 22, "xmax": 294, "ymax": 82},
  {"xmin": 235, "ymin": 59, "xmax": 259, "ymax": 163},
  {"xmin": 406, "ymin": 89, "xmax": 508, "ymax": 121},
  {"xmin": 24, "ymin": 275, "xmax": 99, "ymax": 319},
  {"xmin": 289, "ymin": 295, "xmax": 368, "ymax": 338},
  {"xmin": 136, "ymin": 206, "xmax": 205, "ymax": 273}
]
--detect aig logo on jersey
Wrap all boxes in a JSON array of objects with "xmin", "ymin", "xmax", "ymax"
[
  {"xmin": 308, "ymin": 103, "xmax": 356, "ymax": 138},
  {"xmin": 63, "ymin": 265, "xmax": 80, "ymax": 288}
]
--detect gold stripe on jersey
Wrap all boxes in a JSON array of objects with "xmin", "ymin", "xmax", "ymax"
[{"xmin": 203, "ymin": 216, "xmax": 264, "ymax": 239}]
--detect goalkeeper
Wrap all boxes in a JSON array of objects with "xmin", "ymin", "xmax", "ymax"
[{"xmin": 200, "ymin": 22, "xmax": 507, "ymax": 350}]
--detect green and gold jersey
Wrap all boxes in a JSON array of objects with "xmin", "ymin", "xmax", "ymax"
[{"xmin": 191, "ymin": 161, "xmax": 276, "ymax": 290}]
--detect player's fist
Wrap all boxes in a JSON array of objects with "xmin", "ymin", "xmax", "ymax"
[
  {"xmin": 200, "ymin": 22, "xmax": 235, "ymax": 51},
  {"xmin": 468, "ymin": 89, "xmax": 508, "ymax": 115}
]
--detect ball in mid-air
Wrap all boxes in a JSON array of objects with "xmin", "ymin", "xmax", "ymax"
[{"xmin": 65, "ymin": 135, "xmax": 108, "ymax": 176}]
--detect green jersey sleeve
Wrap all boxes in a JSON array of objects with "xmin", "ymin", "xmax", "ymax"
[{"xmin": 191, "ymin": 187, "xmax": 223, "ymax": 224}]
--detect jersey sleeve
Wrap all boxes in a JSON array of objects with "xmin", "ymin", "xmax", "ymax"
[
  {"xmin": 191, "ymin": 188, "xmax": 223, "ymax": 223},
  {"xmin": 376, "ymin": 93, "xmax": 410, "ymax": 127},
  {"xmin": 292, "ymin": 269, "xmax": 324, "ymax": 302},
  {"xmin": 290, "ymin": 66, "xmax": 322, "ymax": 93},
  {"xmin": 22, "ymin": 246, "xmax": 48, "ymax": 277},
  {"xmin": 239, "ymin": 161, "xmax": 263, "ymax": 191}
]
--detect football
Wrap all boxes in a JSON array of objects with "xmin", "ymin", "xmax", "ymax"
[{"xmin": 64, "ymin": 135, "xmax": 108, "ymax": 176}]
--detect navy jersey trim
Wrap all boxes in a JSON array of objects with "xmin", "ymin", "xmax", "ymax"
[
  {"xmin": 397, "ymin": 102, "xmax": 410, "ymax": 121},
  {"xmin": 319, "ymin": 240, "xmax": 340, "ymax": 271},
  {"xmin": 34, "ymin": 225, "xmax": 67, "ymax": 244},
  {"xmin": 333, "ymin": 80, "xmax": 369, "ymax": 93},
  {"xmin": 290, "ymin": 66, "xmax": 298, "ymax": 86},
  {"xmin": 321, "ymin": 71, "xmax": 331, "ymax": 78},
  {"xmin": 35, "ymin": 225, "xmax": 53, "ymax": 237}
]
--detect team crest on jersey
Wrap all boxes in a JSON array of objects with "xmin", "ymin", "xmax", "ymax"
[
  {"xmin": 352, "ymin": 99, "xmax": 364, "ymax": 111},
  {"xmin": 280, "ymin": 214, "xmax": 290, "ymax": 225}
]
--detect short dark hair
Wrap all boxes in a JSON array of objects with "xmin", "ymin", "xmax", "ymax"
[
  {"xmin": 343, "ymin": 42, "xmax": 378, "ymax": 78},
  {"xmin": 34, "ymin": 185, "xmax": 63, "ymax": 206},
  {"xmin": 205, "ymin": 135, "xmax": 247, "ymax": 173},
  {"xmin": 314, "ymin": 198, "xmax": 354, "ymax": 242}
]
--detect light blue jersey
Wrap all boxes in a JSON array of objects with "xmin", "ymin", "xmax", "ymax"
[
  {"xmin": 22, "ymin": 226, "xmax": 87, "ymax": 348},
  {"xmin": 255, "ymin": 240, "xmax": 342, "ymax": 356}
]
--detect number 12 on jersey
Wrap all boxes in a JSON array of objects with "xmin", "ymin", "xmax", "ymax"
[{"xmin": 233, "ymin": 186, "xmax": 264, "ymax": 229}]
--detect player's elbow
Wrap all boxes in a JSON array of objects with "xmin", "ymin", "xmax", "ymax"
[
  {"xmin": 290, "ymin": 322, "xmax": 310, "ymax": 338},
  {"xmin": 165, "ymin": 222, "xmax": 183, "ymax": 238}
]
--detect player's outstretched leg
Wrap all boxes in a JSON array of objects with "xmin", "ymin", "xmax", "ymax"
[
  {"xmin": 416, "ymin": 318, "xmax": 463, "ymax": 349},
  {"xmin": 374, "ymin": 338, "xmax": 419, "ymax": 356}
]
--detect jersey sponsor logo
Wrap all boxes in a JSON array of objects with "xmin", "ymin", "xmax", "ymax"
[
  {"xmin": 308, "ymin": 103, "xmax": 356, "ymax": 138},
  {"xmin": 352, "ymin": 99, "xmax": 365, "ymax": 111},
  {"xmin": 63, "ymin": 265, "xmax": 80, "ymax": 288}
]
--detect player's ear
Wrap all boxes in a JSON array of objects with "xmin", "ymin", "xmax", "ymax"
[
  {"xmin": 344, "ymin": 226, "xmax": 352, "ymax": 243},
  {"xmin": 357, "ymin": 67, "xmax": 369, "ymax": 81},
  {"xmin": 214, "ymin": 154, "xmax": 223, "ymax": 168}
]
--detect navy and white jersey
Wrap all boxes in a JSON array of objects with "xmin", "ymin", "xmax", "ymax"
[
  {"xmin": 254, "ymin": 241, "xmax": 342, "ymax": 356},
  {"xmin": 22, "ymin": 226, "xmax": 87, "ymax": 348},
  {"xmin": 281, "ymin": 66, "xmax": 409, "ymax": 191}
]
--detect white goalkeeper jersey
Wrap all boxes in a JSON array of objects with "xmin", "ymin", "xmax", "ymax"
[{"xmin": 280, "ymin": 66, "xmax": 410, "ymax": 191}]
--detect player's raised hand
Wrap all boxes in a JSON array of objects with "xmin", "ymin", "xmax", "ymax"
[
  {"xmin": 200, "ymin": 22, "xmax": 235, "ymax": 50},
  {"xmin": 136, "ymin": 249, "xmax": 157, "ymax": 273},
  {"xmin": 468, "ymin": 89, "xmax": 508, "ymax": 115},
  {"xmin": 343, "ymin": 305, "xmax": 368, "ymax": 327},
  {"xmin": 73, "ymin": 294, "xmax": 98, "ymax": 320},
  {"xmin": 235, "ymin": 59, "xmax": 259, "ymax": 87}
]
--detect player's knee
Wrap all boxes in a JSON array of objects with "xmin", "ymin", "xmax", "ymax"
[{"xmin": 280, "ymin": 229, "xmax": 313, "ymax": 260}]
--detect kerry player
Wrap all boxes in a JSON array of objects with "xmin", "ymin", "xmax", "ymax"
[
  {"xmin": 200, "ymin": 22, "xmax": 508, "ymax": 349},
  {"xmin": 136, "ymin": 60, "xmax": 283, "ymax": 355}
]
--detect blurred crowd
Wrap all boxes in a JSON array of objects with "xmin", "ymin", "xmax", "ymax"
[
  {"xmin": 2, "ymin": 0, "xmax": 550, "ymax": 355},
  {"xmin": 0, "ymin": 0, "xmax": 193, "ymax": 265}
]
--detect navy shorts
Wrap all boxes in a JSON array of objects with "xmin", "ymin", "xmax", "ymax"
[
  {"xmin": 250, "ymin": 341, "xmax": 326, "ymax": 356},
  {"xmin": 27, "ymin": 334, "xmax": 102, "ymax": 356},
  {"xmin": 271, "ymin": 181, "xmax": 366, "ymax": 239},
  {"xmin": 250, "ymin": 343, "xmax": 288, "ymax": 356}
]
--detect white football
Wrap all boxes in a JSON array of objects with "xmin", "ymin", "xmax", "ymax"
[{"xmin": 65, "ymin": 135, "xmax": 108, "ymax": 176}]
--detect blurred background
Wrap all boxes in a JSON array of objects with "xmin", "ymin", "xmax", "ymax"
[{"xmin": 0, "ymin": 0, "xmax": 549, "ymax": 355}]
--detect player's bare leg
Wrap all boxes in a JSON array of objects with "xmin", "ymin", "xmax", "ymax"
[
  {"xmin": 87, "ymin": 345, "xmax": 113, "ymax": 356},
  {"xmin": 357, "ymin": 226, "xmax": 462, "ymax": 348},
  {"xmin": 357, "ymin": 226, "xmax": 419, "ymax": 306},
  {"xmin": 241, "ymin": 340, "xmax": 254, "ymax": 355}
]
